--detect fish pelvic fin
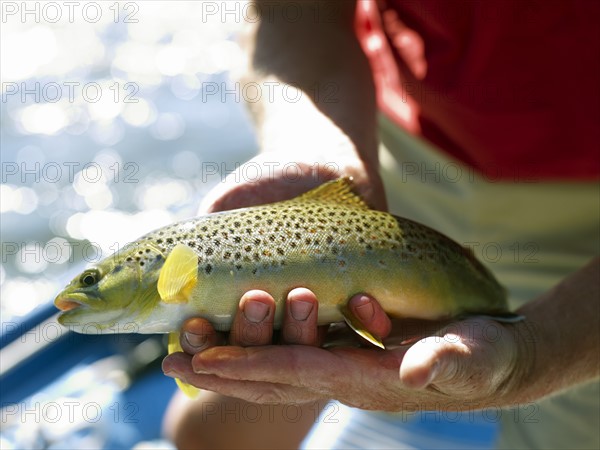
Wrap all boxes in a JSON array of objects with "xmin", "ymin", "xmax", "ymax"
[
  {"xmin": 168, "ymin": 331, "xmax": 200, "ymax": 398},
  {"xmin": 339, "ymin": 305, "xmax": 386, "ymax": 349},
  {"xmin": 294, "ymin": 177, "xmax": 369, "ymax": 209},
  {"xmin": 158, "ymin": 243, "xmax": 198, "ymax": 303}
]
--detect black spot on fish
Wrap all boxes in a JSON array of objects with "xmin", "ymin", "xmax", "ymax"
[
  {"xmin": 206, "ymin": 248, "xmax": 214, "ymax": 256},
  {"xmin": 166, "ymin": 238, "xmax": 173, "ymax": 244},
  {"xmin": 156, "ymin": 239, "xmax": 163, "ymax": 244},
  {"xmin": 140, "ymin": 261, "xmax": 145, "ymax": 266},
  {"xmin": 205, "ymin": 264, "xmax": 212, "ymax": 274}
]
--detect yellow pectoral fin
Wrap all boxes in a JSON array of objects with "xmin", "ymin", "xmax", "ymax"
[
  {"xmin": 339, "ymin": 305, "xmax": 386, "ymax": 349},
  {"xmin": 168, "ymin": 331, "xmax": 200, "ymax": 398},
  {"xmin": 158, "ymin": 244, "xmax": 198, "ymax": 303}
]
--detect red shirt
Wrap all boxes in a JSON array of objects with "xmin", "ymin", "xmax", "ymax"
[{"xmin": 356, "ymin": 0, "xmax": 600, "ymax": 180}]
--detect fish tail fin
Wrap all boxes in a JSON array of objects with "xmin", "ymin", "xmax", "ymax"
[{"xmin": 168, "ymin": 331, "xmax": 201, "ymax": 398}]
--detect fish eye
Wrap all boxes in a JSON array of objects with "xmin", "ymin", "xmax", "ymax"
[{"xmin": 80, "ymin": 270, "xmax": 100, "ymax": 287}]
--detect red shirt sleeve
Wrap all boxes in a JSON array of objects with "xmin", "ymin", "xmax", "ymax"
[{"xmin": 356, "ymin": 0, "xmax": 600, "ymax": 180}]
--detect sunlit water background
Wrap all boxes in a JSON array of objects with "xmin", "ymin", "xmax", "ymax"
[
  {"xmin": 1, "ymin": 1, "xmax": 258, "ymax": 322},
  {"xmin": 1, "ymin": 2, "xmax": 258, "ymax": 448}
]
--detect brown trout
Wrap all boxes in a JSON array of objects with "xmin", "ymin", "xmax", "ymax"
[{"xmin": 55, "ymin": 178, "xmax": 517, "ymax": 395}]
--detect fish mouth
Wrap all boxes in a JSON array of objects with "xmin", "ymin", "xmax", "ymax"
[{"xmin": 54, "ymin": 294, "xmax": 89, "ymax": 311}]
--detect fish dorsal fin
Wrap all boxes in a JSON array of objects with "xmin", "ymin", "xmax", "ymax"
[
  {"xmin": 158, "ymin": 243, "xmax": 198, "ymax": 303},
  {"xmin": 293, "ymin": 177, "xmax": 369, "ymax": 209},
  {"xmin": 168, "ymin": 332, "xmax": 200, "ymax": 398}
]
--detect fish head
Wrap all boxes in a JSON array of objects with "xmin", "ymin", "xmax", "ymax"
[{"xmin": 54, "ymin": 241, "xmax": 165, "ymax": 333}]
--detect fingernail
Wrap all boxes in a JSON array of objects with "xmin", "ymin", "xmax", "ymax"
[
  {"xmin": 243, "ymin": 300, "xmax": 269, "ymax": 323},
  {"xmin": 193, "ymin": 366, "xmax": 211, "ymax": 375},
  {"xmin": 164, "ymin": 370, "xmax": 180, "ymax": 379},
  {"xmin": 355, "ymin": 298, "xmax": 375, "ymax": 322},
  {"xmin": 290, "ymin": 299, "xmax": 313, "ymax": 321},
  {"xmin": 184, "ymin": 332, "xmax": 207, "ymax": 349}
]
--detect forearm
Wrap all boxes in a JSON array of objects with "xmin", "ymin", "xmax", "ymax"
[
  {"xmin": 510, "ymin": 257, "xmax": 600, "ymax": 403},
  {"xmin": 240, "ymin": 0, "xmax": 377, "ymax": 164}
]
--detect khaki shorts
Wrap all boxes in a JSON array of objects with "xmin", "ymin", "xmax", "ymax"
[{"xmin": 381, "ymin": 114, "xmax": 600, "ymax": 449}]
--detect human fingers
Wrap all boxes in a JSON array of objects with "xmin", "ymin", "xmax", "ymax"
[
  {"xmin": 179, "ymin": 317, "xmax": 222, "ymax": 355},
  {"xmin": 198, "ymin": 154, "xmax": 336, "ymax": 214},
  {"xmin": 281, "ymin": 288, "xmax": 320, "ymax": 345},
  {"xmin": 188, "ymin": 344, "xmax": 406, "ymax": 409},
  {"xmin": 164, "ymin": 352, "xmax": 321, "ymax": 404},
  {"xmin": 347, "ymin": 294, "xmax": 392, "ymax": 343},
  {"xmin": 229, "ymin": 290, "xmax": 276, "ymax": 346}
]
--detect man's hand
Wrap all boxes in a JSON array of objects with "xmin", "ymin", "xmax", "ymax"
[{"xmin": 162, "ymin": 289, "xmax": 526, "ymax": 411}]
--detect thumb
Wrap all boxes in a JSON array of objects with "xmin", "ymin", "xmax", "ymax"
[{"xmin": 399, "ymin": 333, "xmax": 468, "ymax": 391}]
